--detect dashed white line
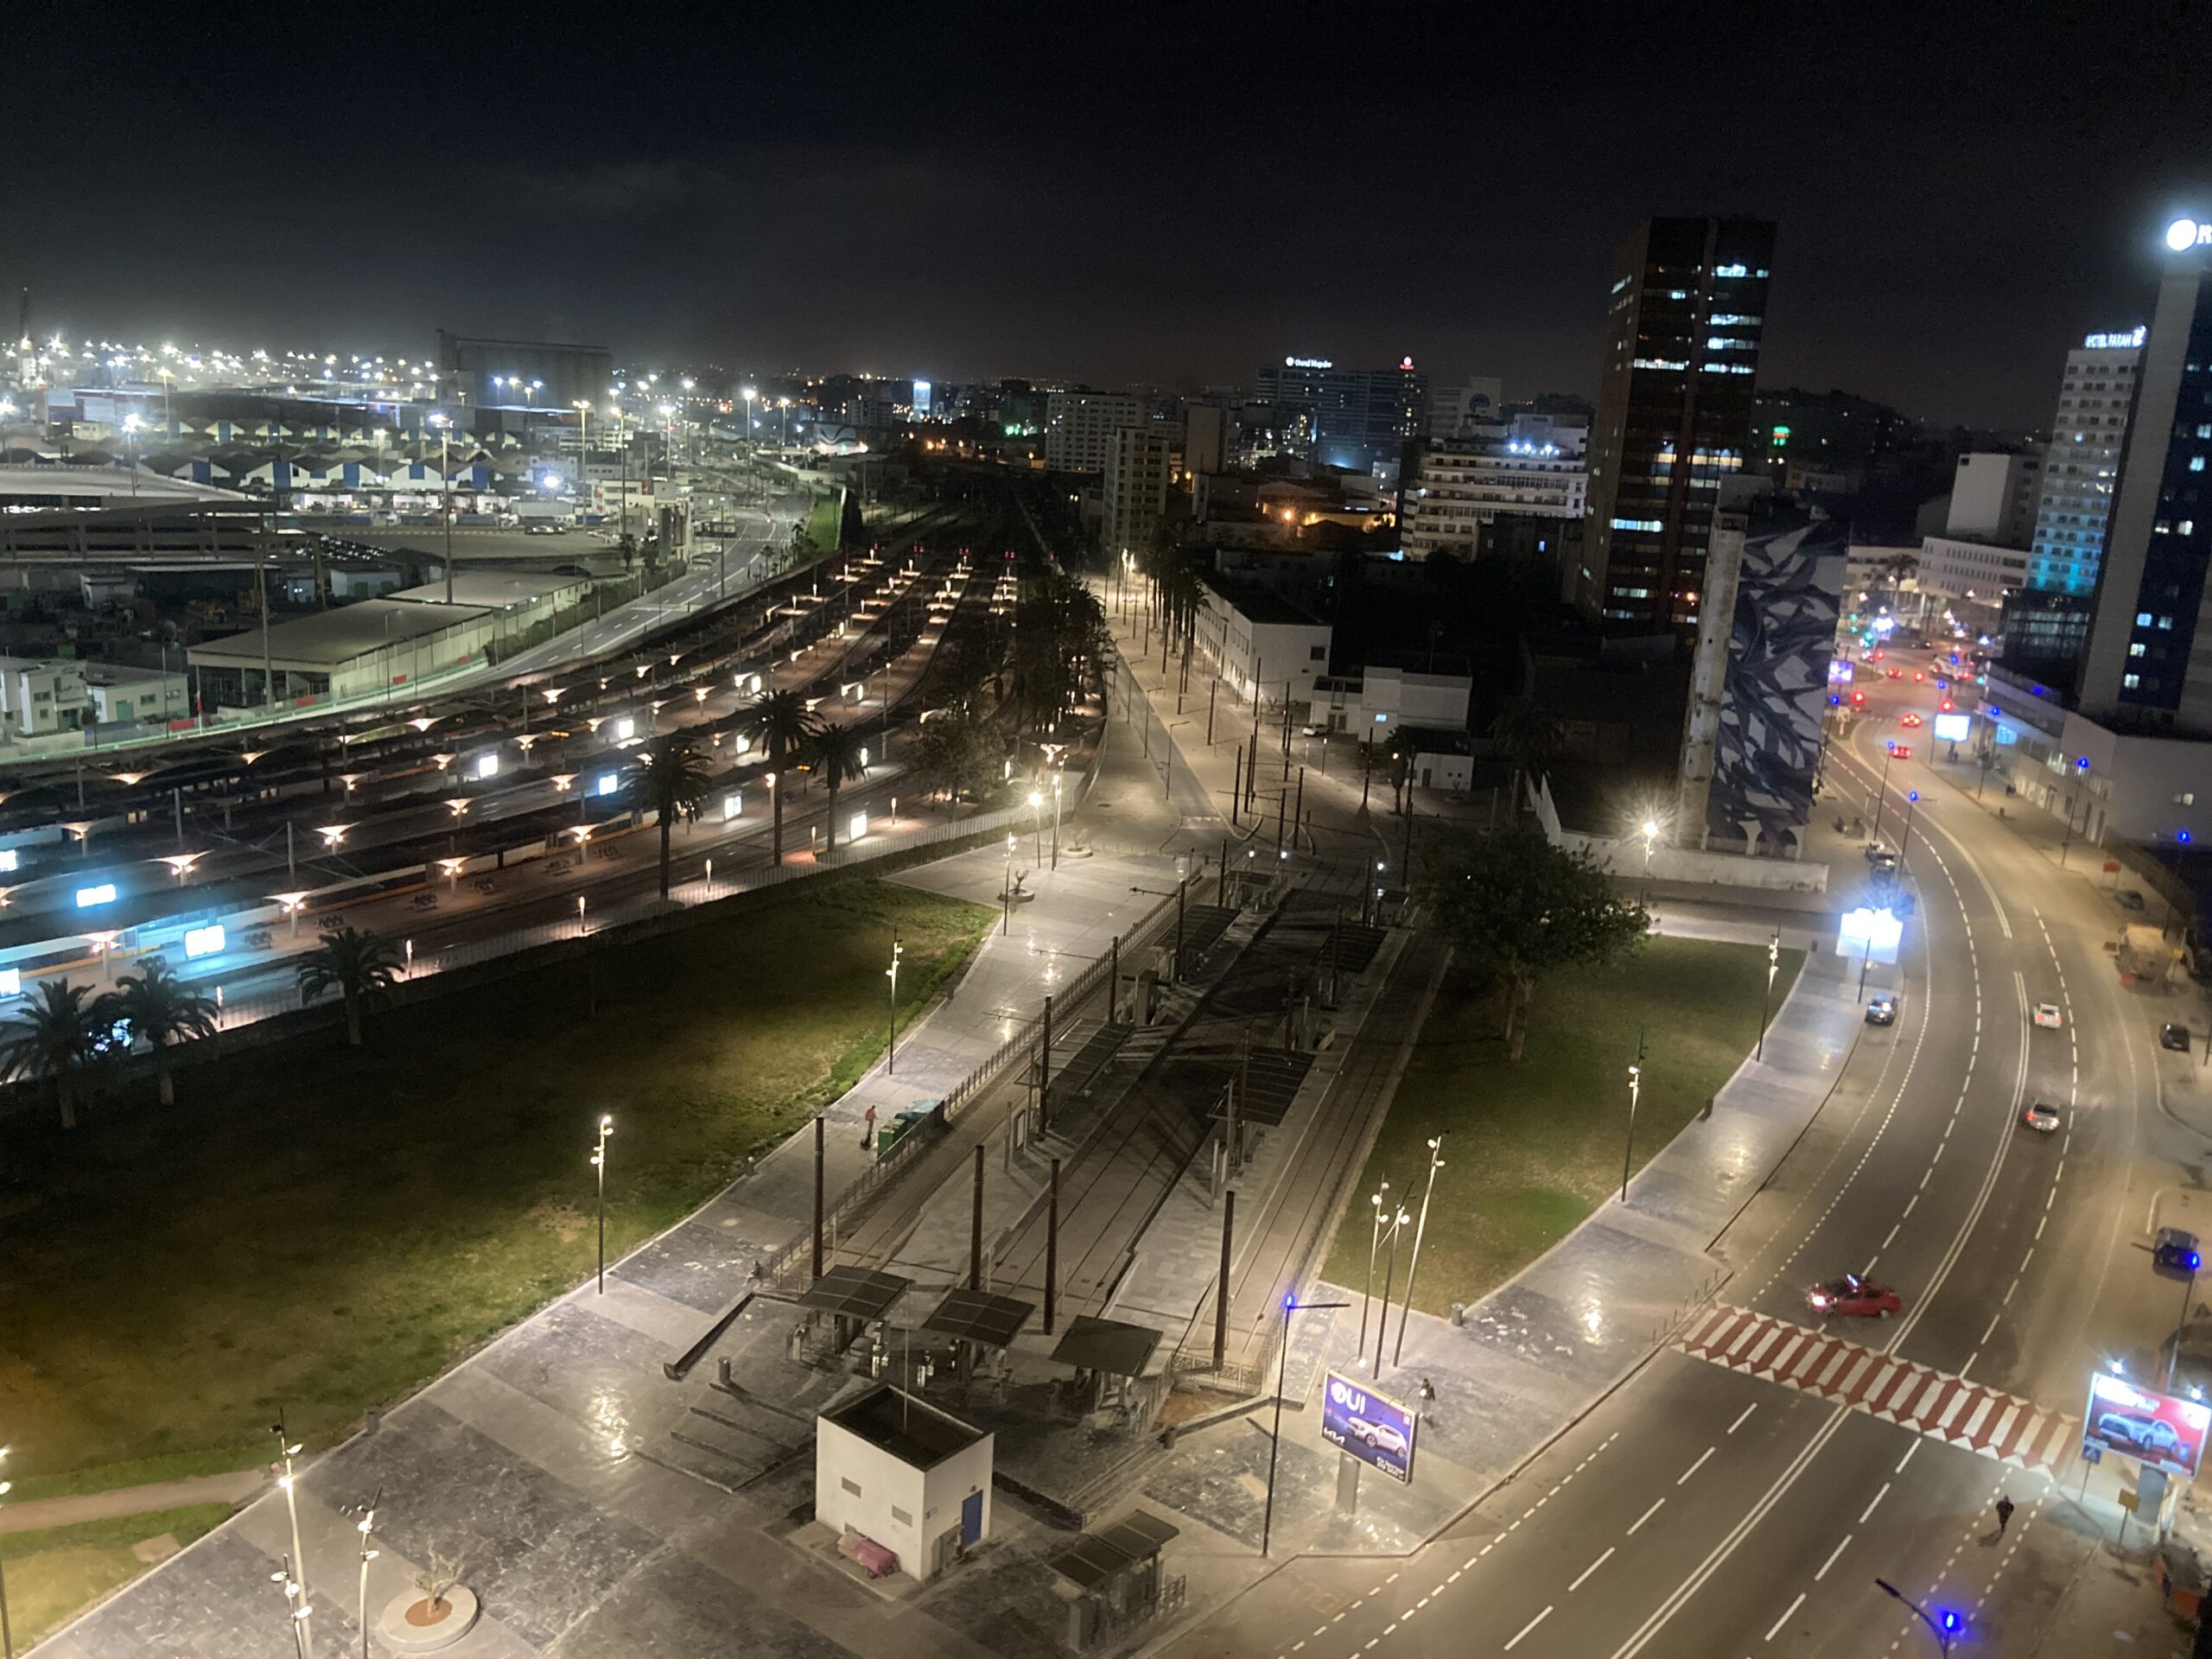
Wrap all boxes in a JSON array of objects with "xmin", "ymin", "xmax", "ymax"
[
  {"xmin": 1764, "ymin": 1591, "xmax": 1808, "ymax": 1643},
  {"xmin": 1503, "ymin": 1607, "xmax": 1554, "ymax": 1651},
  {"xmin": 1815, "ymin": 1534, "xmax": 1853, "ymax": 1581},
  {"xmin": 1727, "ymin": 1404, "xmax": 1758, "ymax": 1435},
  {"xmin": 1882, "ymin": 1223, "xmax": 1900, "ymax": 1248},
  {"xmin": 1678, "ymin": 1446, "xmax": 1716, "ymax": 1486},
  {"xmin": 1860, "ymin": 1482, "xmax": 1891, "ymax": 1523},
  {"xmin": 1569, "ymin": 1547, "xmax": 1616, "ymax": 1592},
  {"xmin": 1628, "ymin": 1497, "xmax": 1666, "ymax": 1535},
  {"xmin": 1981, "ymin": 1313, "xmax": 2001, "ymax": 1343}
]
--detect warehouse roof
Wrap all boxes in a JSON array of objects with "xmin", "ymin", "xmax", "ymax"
[
  {"xmin": 188, "ymin": 598, "xmax": 491, "ymax": 668},
  {"xmin": 389, "ymin": 572, "xmax": 588, "ymax": 610}
]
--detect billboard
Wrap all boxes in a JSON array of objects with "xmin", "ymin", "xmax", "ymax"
[
  {"xmin": 1837, "ymin": 907, "xmax": 1904, "ymax": 965},
  {"xmin": 2083, "ymin": 1371, "xmax": 2210, "ymax": 1478},
  {"xmin": 1319, "ymin": 1370, "xmax": 1418, "ymax": 1484},
  {"xmin": 1827, "ymin": 658, "xmax": 1855, "ymax": 684},
  {"xmin": 1933, "ymin": 712, "xmax": 1971, "ymax": 743}
]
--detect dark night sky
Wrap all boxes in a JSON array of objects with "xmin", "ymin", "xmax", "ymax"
[{"xmin": 13, "ymin": 3, "xmax": 2211, "ymax": 428}]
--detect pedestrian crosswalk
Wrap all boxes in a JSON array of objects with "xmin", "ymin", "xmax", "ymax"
[{"xmin": 1674, "ymin": 1304, "xmax": 2077, "ymax": 1474}]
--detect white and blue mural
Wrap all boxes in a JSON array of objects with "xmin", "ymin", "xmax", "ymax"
[{"xmin": 1707, "ymin": 518, "xmax": 1847, "ymax": 851}]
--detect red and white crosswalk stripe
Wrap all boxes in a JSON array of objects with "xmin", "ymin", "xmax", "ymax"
[{"xmin": 1674, "ymin": 1304, "xmax": 2076, "ymax": 1474}]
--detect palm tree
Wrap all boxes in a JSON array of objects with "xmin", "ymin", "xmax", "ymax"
[
  {"xmin": 810, "ymin": 721, "xmax": 871, "ymax": 855},
  {"xmin": 630, "ymin": 733, "xmax": 714, "ymax": 898},
  {"xmin": 734, "ymin": 689, "xmax": 817, "ymax": 864},
  {"xmin": 296, "ymin": 925, "xmax": 404, "ymax": 1047},
  {"xmin": 0, "ymin": 979, "xmax": 99, "ymax": 1128},
  {"xmin": 1492, "ymin": 704, "xmax": 1567, "ymax": 819},
  {"xmin": 104, "ymin": 957, "xmax": 218, "ymax": 1106}
]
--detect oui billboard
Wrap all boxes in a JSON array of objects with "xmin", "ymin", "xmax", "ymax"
[
  {"xmin": 1320, "ymin": 1370, "xmax": 1419, "ymax": 1484},
  {"xmin": 2082, "ymin": 1371, "xmax": 2210, "ymax": 1479}
]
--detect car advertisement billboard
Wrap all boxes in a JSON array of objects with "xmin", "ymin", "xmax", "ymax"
[
  {"xmin": 2083, "ymin": 1371, "xmax": 2210, "ymax": 1478},
  {"xmin": 1319, "ymin": 1370, "xmax": 1418, "ymax": 1484},
  {"xmin": 1933, "ymin": 712, "xmax": 1972, "ymax": 742}
]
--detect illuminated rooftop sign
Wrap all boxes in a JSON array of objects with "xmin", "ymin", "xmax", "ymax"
[
  {"xmin": 1283, "ymin": 356, "xmax": 1333, "ymax": 369},
  {"xmin": 2167, "ymin": 217, "xmax": 2212, "ymax": 251},
  {"xmin": 2083, "ymin": 327, "xmax": 2146, "ymax": 350}
]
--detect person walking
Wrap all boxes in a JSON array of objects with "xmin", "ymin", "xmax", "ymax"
[
  {"xmin": 861, "ymin": 1103, "xmax": 878, "ymax": 1149},
  {"xmin": 1994, "ymin": 1494, "xmax": 2015, "ymax": 1535}
]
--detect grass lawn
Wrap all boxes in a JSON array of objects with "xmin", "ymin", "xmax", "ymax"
[
  {"xmin": 1322, "ymin": 936, "xmax": 1804, "ymax": 1317},
  {"xmin": 0, "ymin": 879, "xmax": 992, "ymax": 1493},
  {"xmin": 806, "ymin": 493, "xmax": 842, "ymax": 556},
  {"xmin": 2, "ymin": 1504, "xmax": 232, "ymax": 1648}
]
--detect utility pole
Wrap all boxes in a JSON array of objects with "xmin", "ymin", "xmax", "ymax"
[{"xmin": 1393, "ymin": 1134, "xmax": 1446, "ymax": 1364}]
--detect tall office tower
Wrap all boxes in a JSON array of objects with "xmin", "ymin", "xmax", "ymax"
[
  {"xmin": 1581, "ymin": 216, "xmax": 1777, "ymax": 634},
  {"xmin": 1102, "ymin": 429, "xmax": 1173, "ymax": 556},
  {"xmin": 1993, "ymin": 330, "xmax": 2144, "ymax": 691},
  {"xmin": 2074, "ymin": 223, "xmax": 2212, "ymax": 730},
  {"xmin": 1251, "ymin": 356, "xmax": 1429, "ymax": 472}
]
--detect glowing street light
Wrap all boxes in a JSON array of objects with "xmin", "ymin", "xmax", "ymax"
[
  {"xmin": 1620, "ymin": 1033, "xmax": 1646, "ymax": 1203},
  {"xmin": 316, "ymin": 825, "xmax": 349, "ymax": 850},
  {"xmin": 157, "ymin": 853, "xmax": 202, "ymax": 884},
  {"xmin": 272, "ymin": 892, "xmax": 309, "ymax": 936},
  {"xmin": 886, "ymin": 935, "xmax": 904, "ymax": 1076},
  {"xmin": 591, "ymin": 1114, "xmax": 614, "ymax": 1293},
  {"xmin": 270, "ymin": 1416, "xmax": 314, "ymax": 1654}
]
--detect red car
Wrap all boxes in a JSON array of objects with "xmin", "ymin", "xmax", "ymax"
[
  {"xmin": 1807, "ymin": 1275, "xmax": 1902, "ymax": 1318},
  {"xmin": 1899, "ymin": 713, "xmax": 1923, "ymax": 728}
]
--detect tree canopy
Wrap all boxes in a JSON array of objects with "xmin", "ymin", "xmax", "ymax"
[{"xmin": 1421, "ymin": 827, "xmax": 1649, "ymax": 1059}]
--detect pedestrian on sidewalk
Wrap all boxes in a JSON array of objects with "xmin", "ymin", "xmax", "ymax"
[
  {"xmin": 861, "ymin": 1103, "xmax": 877, "ymax": 1148},
  {"xmin": 1994, "ymin": 1494, "xmax": 2014, "ymax": 1535}
]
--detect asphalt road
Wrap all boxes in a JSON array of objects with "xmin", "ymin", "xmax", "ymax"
[{"xmin": 1162, "ymin": 664, "xmax": 2188, "ymax": 1657}]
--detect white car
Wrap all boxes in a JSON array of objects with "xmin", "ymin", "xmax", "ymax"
[
  {"xmin": 2032, "ymin": 1003, "xmax": 2063, "ymax": 1030},
  {"xmin": 1345, "ymin": 1416, "xmax": 1408, "ymax": 1457},
  {"xmin": 2021, "ymin": 1103, "xmax": 2062, "ymax": 1134}
]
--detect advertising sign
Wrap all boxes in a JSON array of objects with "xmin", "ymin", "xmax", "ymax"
[
  {"xmin": 1827, "ymin": 658, "xmax": 1855, "ymax": 684},
  {"xmin": 1837, "ymin": 907, "xmax": 1904, "ymax": 966},
  {"xmin": 1933, "ymin": 712, "xmax": 1971, "ymax": 742},
  {"xmin": 2083, "ymin": 1371, "xmax": 2210, "ymax": 1478},
  {"xmin": 1319, "ymin": 1370, "xmax": 1418, "ymax": 1484}
]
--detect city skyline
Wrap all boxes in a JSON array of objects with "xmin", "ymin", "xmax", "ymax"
[{"xmin": 11, "ymin": 10, "xmax": 2210, "ymax": 429}]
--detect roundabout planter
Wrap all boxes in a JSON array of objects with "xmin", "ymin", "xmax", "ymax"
[{"xmin": 378, "ymin": 1586, "xmax": 480, "ymax": 1653}]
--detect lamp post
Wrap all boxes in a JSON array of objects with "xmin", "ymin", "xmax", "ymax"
[
  {"xmin": 1372, "ymin": 1202, "xmax": 1412, "ymax": 1373},
  {"xmin": 348, "ymin": 1490, "xmax": 381, "ymax": 1659},
  {"xmin": 2168, "ymin": 1243, "xmax": 2202, "ymax": 1390},
  {"xmin": 1758, "ymin": 931, "xmax": 1780, "ymax": 1061},
  {"xmin": 591, "ymin": 1114, "xmax": 613, "ymax": 1293},
  {"xmin": 1871, "ymin": 741, "xmax": 1898, "ymax": 842},
  {"xmin": 1262, "ymin": 1295, "xmax": 1349, "ymax": 1557},
  {"xmin": 429, "ymin": 411, "xmax": 454, "ymax": 605},
  {"xmin": 1002, "ymin": 833, "xmax": 1016, "ymax": 936},
  {"xmin": 1357, "ymin": 1182, "xmax": 1390, "ymax": 1360},
  {"xmin": 1875, "ymin": 1579, "xmax": 1964, "ymax": 1655},
  {"xmin": 886, "ymin": 935, "xmax": 903, "ymax": 1075},
  {"xmin": 270, "ymin": 1417, "xmax": 313, "ymax": 1656},
  {"xmin": 1393, "ymin": 1135, "xmax": 1447, "ymax": 1365},
  {"xmin": 1897, "ymin": 789, "xmax": 1921, "ymax": 869},
  {"xmin": 1620, "ymin": 1032, "xmax": 1645, "ymax": 1203},
  {"xmin": 0, "ymin": 1446, "xmax": 14, "ymax": 1659},
  {"xmin": 1027, "ymin": 788, "xmax": 1045, "ymax": 868},
  {"xmin": 1639, "ymin": 816, "xmax": 1659, "ymax": 900},
  {"xmin": 1051, "ymin": 771, "xmax": 1063, "ymax": 871}
]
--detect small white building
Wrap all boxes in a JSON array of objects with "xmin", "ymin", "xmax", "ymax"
[
  {"xmin": 1194, "ymin": 576, "xmax": 1332, "ymax": 707},
  {"xmin": 815, "ymin": 1385, "xmax": 992, "ymax": 1581},
  {"xmin": 84, "ymin": 664, "xmax": 190, "ymax": 726},
  {"xmin": 1306, "ymin": 664, "xmax": 1471, "ymax": 739},
  {"xmin": 0, "ymin": 655, "xmax": 89, "ymax": 737}
]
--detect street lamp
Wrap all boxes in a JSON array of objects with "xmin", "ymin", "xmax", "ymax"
[
  {"xmin": 271, "ymin": 1417, "xmax": 314, "ymax": 1656},
  {"xmin": 1875, "ymin": 1579, "xmax": 1964, "ymax": 1655},
  {"xmin": 2169, "ymin": 1242, "xmax": 2203, "ymax": 1391},
  {"xmin": 1871, "ymin": 740, "xmax": 1900, "ymax": 842},
  {"xmin": 1394, "ymin": 1134, "xmax": 1446, "ymax": 1365},
  {"xmin": 0, "ymin": 1446, "xmax": 15, "ymax": 1659},
  {"xmin": 886, "ymin": 935, "xmax": 903, "ymax": 1075},
  {"xmin": 1050, "ymin": 771, "xmax": 1064, "ymax": 870},
  {"xmin": 1357, "ymin": 1182, "xmax": 1392, "ymax": 1360},
  {"xmin": 347, "ymin": 1490, "xmax": 381, "ymax": 1659},
  {"xmin": 428, "ymin": 411, "xmax": 454, "ymax": 606},
  {"xmin": 1639, "ymin": 815, "xmax": 1659, "ymax": 899},
  {"xmin": 1620, "ymin": 1033, "xmax": 1645, "ymax": 1203},
  {"xmin": 1027, "ymin": 788, "xmax": 1045, "ymax": 868},
  {"xmin": 591, "ymin": 1114, "xmax": 613, "ymax": 1293},
  {"xmin": 1372, "ymin": 1203, "xmax": 1413, "ymax": 1372},
  {"xmin": 1002, "ymin": 834, "xmax": 1017, "ymax": 935},
  {"xmin": 1897, "ymin": 789, "xmax": 1921, "ymax": 869},
  {"xmin": 1758, "ymin": 930, "xmax": 1780, "ymax": 1061},
  {"xmin": 1263, "ymin": 1294, "xmax": 1349, "ymax": 1557}
]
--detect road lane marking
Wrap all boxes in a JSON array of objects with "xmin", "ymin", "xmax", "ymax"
[
  {"xmin": 1884, "ymin": 1223, "xmax": 1900, "ymax": 1248},
  {"xmin": 1678, "ymin": 1446, "xmax": 1716, "ymax": 1485},
  {"xmin": 1569, "ymin": 1547, "xmax": 1615, "ymax": 1591},
  {"xmin": 1728, "ymin": 1403, "xmax": 1758, "ymax": 1434},
  {"xmin": 1814, "ymin": 1534, "xmax": 1854, "ymax": 1584},
  {"xmin": 1860, "ymin": 1482, "xmax": 1890, "ymax": 1522},
  {"xmin": 1503, "ymin": 1607, "xmax": 1554, "ymax": 1651},
  {"xmin": 1627, "ymin": 1497, "xmax": 1665, "ymax": 1535},
  {"xmin": 1764, "ymin": 1592, "xmax": 1807, "ymax": 1642},
  {"xmin": 1982, "ymin": 1313, "xmax": 2001, "ymax": 1343}
]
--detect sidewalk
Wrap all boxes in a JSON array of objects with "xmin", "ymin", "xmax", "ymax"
[
  {"xmin": 1133, "ymin": 939, "xmax": 1868, "ymax": 1568},
  {"xmin": 0, "ymin": 1470, "xmax": 267, "ymax": 1535}
]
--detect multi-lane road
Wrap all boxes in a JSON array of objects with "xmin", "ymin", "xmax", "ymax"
[{"xmin": 1164, "ymin": 662, "xmax": 2201, "ymax": 1656}]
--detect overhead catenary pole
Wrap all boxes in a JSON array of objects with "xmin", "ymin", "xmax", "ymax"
[
  {"xmin": 1393, "ymin": 1135, "xmax": 1446, "ymax": 1365},
  {"xmin": 812, "ymin": 1115, "xmax": 826, "ymax": 1279},
  {"xmin": 1373, "ymin": 1203, "xmax": 1409, "ymax": 1374},
  {"xmin": 1045, "ymin": 1158, "xmax": 1061, "ymax": 1334},
  {"xmin": 1214, "ymin": 1189, "xmax": 1235, "ymax": 1370},
  {"xmin": 969, "ymin": 1143, "xmax": 985, "ymax": 1290}
]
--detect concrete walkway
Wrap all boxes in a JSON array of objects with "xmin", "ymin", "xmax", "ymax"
[{"xmin": 0, "ymin": 1470, "xmax": 267, "ymax": 1535}]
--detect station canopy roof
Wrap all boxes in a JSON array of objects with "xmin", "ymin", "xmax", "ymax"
[
  {"xmin": 923, "ymin": 1287, "xmax": 1034, "ymax": 1350},
  {"xmin": 1049, "ymin": 1315, "xmax": 1160, "ymax": 1377},
  {"xmin": 798, "ymin": 1265, "xmax": 911, "ymax": 1324}
]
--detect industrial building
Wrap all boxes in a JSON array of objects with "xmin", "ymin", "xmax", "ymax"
[{"xmin": 187, "ymin": 597, "xmax": 493, "ymax": 709}]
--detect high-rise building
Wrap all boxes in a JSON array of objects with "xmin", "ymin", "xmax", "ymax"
[
  {"xmin": 1103, "ymin": 429, "xmax": 1173, "ymax": 556},
  {"xmin": 1581, "ymin": 216, "xmax": 1777, "ymax": 634},
  {"xmin": 2075, "ymin": 230, "xmax": 2212, "ymax": 731},
  {"xmin": 1251, "ymin": 357, "xmax": 1429, "ymax": 472},
  {"xmin": 1947, "ymin": 450, "xmax": 2045, "ymax": 544},
  {"xmin": 1043, "ymin": 391, "xmax": 1147, "ymax": 474},
  {"xmin": 1993, "ymin": 332, "xmax": 2144, "ymax": 691}
]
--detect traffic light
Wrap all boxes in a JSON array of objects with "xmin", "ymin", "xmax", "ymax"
[{"xmin": 1941, "ymin": 699, "xmax": 1955, "ymax": 712}]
